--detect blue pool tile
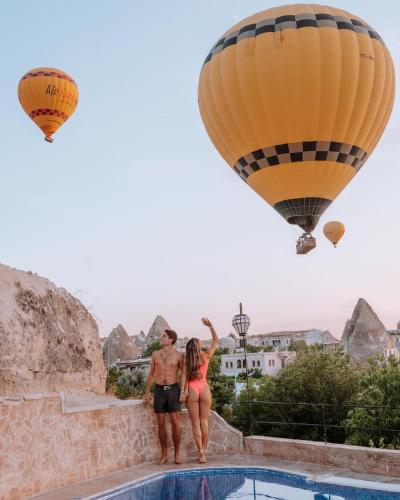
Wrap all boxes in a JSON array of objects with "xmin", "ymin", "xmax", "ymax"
[{"xmin": 91, "ymin": 467, "xmax": 400, "ymax": 500}]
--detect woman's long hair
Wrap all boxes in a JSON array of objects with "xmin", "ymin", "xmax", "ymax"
[{"xmin": 186, "ymin": 338, "xmax": 204, "ymax": 381}]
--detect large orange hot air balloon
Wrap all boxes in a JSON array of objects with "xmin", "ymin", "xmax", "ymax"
[
  {"xmin": 323, "ymin": 221, "xmax": 345, "ymax": 247},
  {"xmin": 198, "ymin": 4, "xmax": 395, "ymax": 234},
  {"xmin": 18, "ymin": 67, "xmax": 79, "ymax": 142}
]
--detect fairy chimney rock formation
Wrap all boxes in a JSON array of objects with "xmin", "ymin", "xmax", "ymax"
[
  {"xmin": 145, "ymin": 315, "xmax": 171, "ymax": 346},
  {"xmin": 130, "ymin": 330, "xmax": 146, "ymax": 351},
  {"xmin": 0, "ymin": 264, "xmax": 106, "ymax": 395},
  {"xmin": 103, "ymin": 324, "xmax": 140, "ymax": 364},
  {"xmin": 341, "ymin": 298, "xmax": 389, "ymax": 362}
]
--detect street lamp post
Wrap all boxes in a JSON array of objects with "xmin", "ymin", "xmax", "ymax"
[{"xmin": 232, "ymin": 303, "xmax": 252, "ymax": 435}]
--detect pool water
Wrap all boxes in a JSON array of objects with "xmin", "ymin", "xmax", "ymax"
[{"xmin": 95, "ymin": 467, "xmax": 400, "ymax": 500}]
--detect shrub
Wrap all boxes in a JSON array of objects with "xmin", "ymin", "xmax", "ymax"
[
  {"xmin": 344, "ymin": 356, "xmax": 400, "ymax": 449},
  {"xmin": 115, "ymin": 369, "xmax": 146, "ymax": 400}
]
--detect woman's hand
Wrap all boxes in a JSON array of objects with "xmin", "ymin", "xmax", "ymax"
[
  {"xmin": 201, "ymin": 317, "xmax": 212, "ymax": 328},
  {"xmin": 179, "ymin": 391, "xmax": 187, "ymax": 403}
]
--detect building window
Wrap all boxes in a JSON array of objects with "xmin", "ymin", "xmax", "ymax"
[
  {"xmin": 281, "ymin": 359, "xmax": 285, "ymax": 368},
  {"xmin": 252, "ymin": 360, "xmax": 256, "ymax": 367},
  {"xmin": 237, "ymin": 360, "xmax": 242, "ymax": 368},
  {"xmin": 257, "ymin": 360, "xmax": 260, "ymax": 367},
  {"xmin": 230, "ymin": 362, "xmax": 233, "ymax": 368},
  {"xmin": 272, "ymin": 360, "xmax": 275, "ymax": 366},
  {"xmin": 225, "ymin": 362, "xmax": 229, "ymax": 368},
  {"xmin": 268, "ymin": 360, "xmax": 271, "ymax": 366},
  {"xmin": 243, "ymin": 359, "xmax": 246, "ymax": 368}
]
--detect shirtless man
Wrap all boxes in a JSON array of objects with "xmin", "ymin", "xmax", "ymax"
[{"xmin": 143, "ymin": 329, "xmax": 186, "ymax": 465}]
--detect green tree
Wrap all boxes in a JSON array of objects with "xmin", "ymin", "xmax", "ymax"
[
  {"xmin": 251, "ymin": 368, "xmax": 263, "ymax": 379},
  {"xmin": 246, "ymin": 344, "xmax": 262, "ymax": 353},
  {"xmin": 263, "ymin": 345, "xmax": 274, "ymax": 352},
  {"xmin": 105, "ymin": 367, "xmax": 119, "ymax": 393},
  {"xmin": 115, "ymin": 369, "xmax": 146, "ymax": 400},
  {"xmin": 272, "ymin": 346, "xmax": 360, "ymax": 442},
  {"xmin": 143, "ymin": 340, "xmax": 161, "ymax": 357},
  {"xmin": 231, "ymin": 346, "xmax": 360, "ymax": 441},
  {"xmin": 230, "ymin": 376, "xmax": 278, "ymax": 435},
  {"xmin": 288, "ymin": 340, "xmax": 307, "ymax": 352},
  {"xmin": 215, "ymin": 347, "xmax": 230, "ymax": 355},
  {"xmin": 345, "ymin": 356, "xmax": 400, "ymax": 449}
]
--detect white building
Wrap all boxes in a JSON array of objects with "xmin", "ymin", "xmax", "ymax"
[
  {"xmin": 116, "ymin": 357, "xmax": 151, "ymax": 375},
  {"xmin": 387, "ymin": 326, "xmax": 400, "ymax": 348},
  {"xmin": 384, "ymin": 333, "xmax": 400, "ymax": 361},
  {"xmin": 246, "ymin": 329, "xmax": 339, "ymax": 350},
  {"xmin": 220, "ymin": 350, "xmax": 295, "ymax": 377},
  {"xmin": 178, "ymin": 335, "xmax": 237, "ymax": 353}
]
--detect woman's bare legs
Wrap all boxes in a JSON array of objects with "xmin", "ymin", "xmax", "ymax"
[
  {"xmin": 187, "ymin": 387, "xmax": 204, "ymax": 461},
  {"xmin": 199, "ymin": 384, "xmax": 211, "ymax": 461}
]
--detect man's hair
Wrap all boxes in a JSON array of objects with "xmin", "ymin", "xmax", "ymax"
[{"xmin": 165, "ymin": 329, "xmax": 177, "ymax": 345}]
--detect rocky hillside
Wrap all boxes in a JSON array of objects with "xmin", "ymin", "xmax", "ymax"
[
  {"xmin": 341, "ymin": 298, "xmax": 389, "ymax": 362},
  {"xmin": 0, "ymin": 264, "xmax": 106, "ymax": 395},
  {"xmin": 130, "ymin": 330, "xmax": 146, "ymax": 350},
  {"xmin": 103, "ymin": 324, "xmax": 140, "ymax": 364},
  {"xmin": 145, "ymin": 315, "xmax": 170, "ymax": 345},
  {"xmin": 247, "ymin": 329, "xmax": 338, "ymax": 345}
]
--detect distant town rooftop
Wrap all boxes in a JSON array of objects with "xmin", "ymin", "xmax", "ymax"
[{"xmin": 248, "ymin": 329, "xmax": 322, "ymax": 338}]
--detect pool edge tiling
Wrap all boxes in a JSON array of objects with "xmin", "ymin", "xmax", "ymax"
[
  {"xmin": 87, "ymin": 467, "xmax": 309, "ymax": 500},
  {"xmin": 32, "ymin": 455, "xmax": 400, "ymax": 500},
  {"xmin": 87, "ymin": 467, "xmax": 400, "ymax": 500}
]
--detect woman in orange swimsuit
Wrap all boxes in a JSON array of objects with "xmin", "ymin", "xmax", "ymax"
[{"xmin": 180, "ymin": 317, "xmax": 218, "ymax": 463}]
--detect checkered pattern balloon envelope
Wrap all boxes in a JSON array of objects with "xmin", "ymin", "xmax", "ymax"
[
  {"xmin": 18, "ymin": 67, "xmax": 79, "ymax": 142},
  {"xmin": 198, "ymin": 4, "xmax": 395, "ymax": 233}
]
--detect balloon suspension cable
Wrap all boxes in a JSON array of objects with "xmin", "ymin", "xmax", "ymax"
[
  {"xmin": 290, "ymin": 224, "xmax": 303, "ymax": 242},
  {"xmin": 44, "ymin": 136, "xmax": 53, "ymax": 143}
]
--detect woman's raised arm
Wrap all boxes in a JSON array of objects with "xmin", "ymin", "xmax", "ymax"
[{"xmin": 202, "ymin": 317, "xmax": 218, "ymax": 359}]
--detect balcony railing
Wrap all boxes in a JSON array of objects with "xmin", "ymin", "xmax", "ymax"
[{"xmin": 223, "ymin": 400, "xmax": 400, "ymax": 447}]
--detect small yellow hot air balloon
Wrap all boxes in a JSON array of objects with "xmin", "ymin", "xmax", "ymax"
[
  {"xmin": 323, "ymin": 221, "xmax": 345, "ymax": 247},
  {"xmin": 18, "ymin": 67, "xmax": 79, "ymax": 142},
  {"xmin": 198, "ymin": 4, "xmax": 395, "ymax": 238}
]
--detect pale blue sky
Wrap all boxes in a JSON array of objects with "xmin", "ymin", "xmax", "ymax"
[{"xmin": 2, "ymin": 1, "xmax": 400, "ymax": 339}]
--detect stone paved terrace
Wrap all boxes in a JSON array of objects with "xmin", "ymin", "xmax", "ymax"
[{"xmin": 33, "ymin": 454, "xmax": 400, "ymax": 499}]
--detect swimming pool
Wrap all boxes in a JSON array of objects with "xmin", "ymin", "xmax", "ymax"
[{"xmin": 91, "ymin": 467, "xmax": 400, "ymax": 500}]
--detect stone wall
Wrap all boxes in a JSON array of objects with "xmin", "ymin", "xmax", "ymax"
[
  {"xmin": 0, "ymin": 393, "xmax": 242, "ymax": 499},
  {"xmin": 244, "ymin": 436, "xmax": 400, "ymax": 478}
]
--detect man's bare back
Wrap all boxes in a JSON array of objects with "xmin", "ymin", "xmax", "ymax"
[{"xmin": 153, "ymin": 348, "xmax": 183, "ymax": 385}]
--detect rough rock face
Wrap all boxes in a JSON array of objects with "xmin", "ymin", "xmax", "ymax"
[
  {"xmin": 130, "ymin": 330, "xmax": 146, "ymax": 350},
  {"xmin": 341, "ymin": 298, "xmax": 389, "ymax": 362},
  {"xmin": 0, "ymin": 264, "xmax": 106, "ymax": 395},
  {"xmin": 247, "ymin": 329, "xmax": 338, "ymax": 346},
  {"xmin": 103, "ymin": 324, "xmax": 140, "ymax": 364},
  {"xmin": 303, "ymin": 329, "xmax": 338, "ymax": 344},
  {"xmin": 145, "ymin": 315, "xmax": 170, "ymax": 345}
]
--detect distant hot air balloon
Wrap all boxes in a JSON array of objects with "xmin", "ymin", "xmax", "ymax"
[
  {"xmin": 323, "ymin": 221, "xmax": 345, "ymax": 247},
  {"xmin": 198, "ymin": 4, "xmax": 395, "ymax": 240},
  {"xmin": 18, "ymin": 67, "xmax": 79, "ymax": 142}
]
